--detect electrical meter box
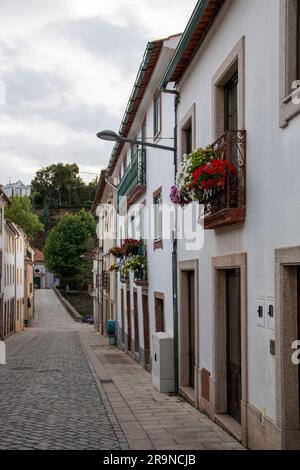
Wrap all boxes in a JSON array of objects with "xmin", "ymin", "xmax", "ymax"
[{"xmin": 152, "ymin": 332, "xmax": 175, "ymax": 393}]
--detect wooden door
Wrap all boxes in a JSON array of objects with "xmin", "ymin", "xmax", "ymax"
[
  {"xmin": 133, "ymin": 291, "xmax": 139, "ymax": 353},
  {"xmin": 126, "ymin": 290, "xmax": 131, "ymax": 351},
  {"xmin": 142, "ymin": 294, "xmax": 150, "ymax": 365},
  {"xmin": 226, "ymin": 268, "xmax": 242, "ymax": 423},
  {"xmin": 120, "ymin": 290, "xmax": 125, "ymax": 343},
  {"xmin": 297, "ymin": 267, "xmax": 300, "ymax": 422},
  {"xmin": 187, "ymin": 271, "xmax": 195, "ymax": 389}
]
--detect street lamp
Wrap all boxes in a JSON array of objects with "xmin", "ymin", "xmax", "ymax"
[{"xmin": 97, "ymin": 130, "xmax": 175, "ymax": 152}]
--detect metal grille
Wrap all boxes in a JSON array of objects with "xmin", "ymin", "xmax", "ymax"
[{"xmin": 203, "ymin": 130, "xmax": 246, "ymax": 216}]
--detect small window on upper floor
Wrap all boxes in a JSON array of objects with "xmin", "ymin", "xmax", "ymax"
[
  {"xmin": 153, "ymin": 92, "xmax": 161, "ymax": 138},
  {"xmin": 153, "ymin": 188, "xmax": 162, "ymax": 243},
  {"xmin": 182, "ymin": 119, "xmax": 193, "ymax": 156}
]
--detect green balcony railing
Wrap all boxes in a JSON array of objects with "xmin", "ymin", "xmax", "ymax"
[{"xmin": 117, "ymin": 149, "xmax": 146, "ymax": 202}]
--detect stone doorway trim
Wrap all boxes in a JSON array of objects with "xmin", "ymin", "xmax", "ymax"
[
  {"xmin": 275, "ymin": 246, "xmax": 300, "ymax": 449},
  {"xmin": 212, "ymin": 253, "xmax": 248, "ymax": 445}
]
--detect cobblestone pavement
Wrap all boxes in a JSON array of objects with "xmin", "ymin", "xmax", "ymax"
[
  {"xmin": 0, "ymin": 289, "xmax": 244, "ymax": 451},
  {"xmin": 80, "ymin": 331, "xmax": 245, "ymax": 451},
  {"xmin": 0, "ymin": 289, "xmax": 127, "ymax": 450}
]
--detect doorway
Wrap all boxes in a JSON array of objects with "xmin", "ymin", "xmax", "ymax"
[
  {"xmin": 226, "ymin": 268, "xmax": 242, "ymax": 423},
  {"xmin": 142, "ymin": 293, "xmax": 150, "ymax": 367},
  {"xmin": 133, "ymin": 290, "xmax": 139, "ymax": 354},
  {"xmin": 187, "ymin": 271, "xmax": 196, "ymax": 389},
  {"xmin": 126, "ymin": 290, "xmax": 131, "ymax": 352},
  {"xmin": 275, "ymin": 247, "xmax": 300, "ymax": 448},
  {"xmin": 213, "ymin": 253, "xmax": 247, "ymax": 442},
  {"xmin": 179, "ymin": 261, "xmax": 198, "ymax": 404},
  {"xmin": 297, "ymin": 267, "xmax": 300, "ymax": 423}
]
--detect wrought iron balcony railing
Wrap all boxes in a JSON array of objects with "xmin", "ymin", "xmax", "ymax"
[
  {"xmin": 203, "ymin": 130, "xmax": 246, "ymax": 229},
  {"xmin": 117, "ymin": 149, "xmax": 146, "ymax": 204},
  {"xmin": 134, "ymin": 243, "xmax": 148, "ymax": 284}
]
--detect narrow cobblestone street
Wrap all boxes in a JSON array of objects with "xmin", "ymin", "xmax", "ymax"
[{"xmin": 0, "ymin": 289, "xmax": 243, "ymax": 450}]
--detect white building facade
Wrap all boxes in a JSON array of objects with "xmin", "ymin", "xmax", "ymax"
[
  {"xmin": 3, "ymin": 181, "xmax": 31, "ymax": 198},
  {"xmin": 160, "ymin": 0, "xmax": 300, "ymax": 450},
  {"xmin": 102, "ymin": 35, "xmax": 181, "ymax": 369}
]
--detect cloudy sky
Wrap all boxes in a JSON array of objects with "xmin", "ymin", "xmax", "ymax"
[{"xmin": 0, "ymin": 0, "xmax": 196, "ymax": 185}]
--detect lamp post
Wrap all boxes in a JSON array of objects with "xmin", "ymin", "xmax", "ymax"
[{"xmin": 97, "ymin": 129, "xmax": 179, "ymax": 395}]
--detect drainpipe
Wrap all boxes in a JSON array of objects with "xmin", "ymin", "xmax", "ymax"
[{"xmin": 162, "ymin": 88, "xmax": 180, "ymax": 395}]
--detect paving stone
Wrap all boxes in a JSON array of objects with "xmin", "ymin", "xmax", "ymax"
[{"xmin": 0, "ymin": 290, "xmax": 127, "ymax": 450}]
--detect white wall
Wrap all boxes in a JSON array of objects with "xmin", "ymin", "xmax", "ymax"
[{"xmin": 114, "ymin": 39, "xmax": 179, "ymax": 361}]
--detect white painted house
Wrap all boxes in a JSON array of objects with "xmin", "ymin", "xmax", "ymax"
[
  {"xmin": 160, "ymin": 0, "xmax": 300, "ymax": 450},
  {"xmin": 3, "ymin": 180, "xmax": 31, "ymax": 198},
  {"xmin": 102, "ymin": 34, "xmax": 181, "ymax": 369},
  {"xmin": 0, "ymin": 188, "xmax": 10, "ymax": 339}
]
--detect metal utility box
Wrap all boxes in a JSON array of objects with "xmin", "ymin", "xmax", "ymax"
[{"xmin": 152, "ymin": 332, "xmax": 175, "ymax": 393}]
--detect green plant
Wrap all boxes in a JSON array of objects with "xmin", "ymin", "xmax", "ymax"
[{"xmin": 121, "ymin": 255, "xmax": 147, "ymax": 277}]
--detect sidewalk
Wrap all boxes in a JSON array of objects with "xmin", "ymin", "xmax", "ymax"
[{"xmin": 79, "ymin": 329, "xmax": 245, "ymax": 451}]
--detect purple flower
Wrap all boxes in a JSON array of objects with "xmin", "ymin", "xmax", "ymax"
[{"xmin": 170, "ymin": 186, "xmax": 188, "ymax": 207}]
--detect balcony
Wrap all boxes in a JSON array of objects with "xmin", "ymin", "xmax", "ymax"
[
  {"xmin": 203, "ymin": 130, "xmax": 246, "ymax": 230},
  {"xmin": 134, "ymin": 243, "xmax": 148, "ymax": 285},
  {"xmin": 118, "ymin": 149, "xmax": 146, "ymax": 207}
]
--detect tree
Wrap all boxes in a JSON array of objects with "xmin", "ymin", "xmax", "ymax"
[
  {"xmin": 44, "ymin": 210, "xmax": 96, "ymax": 287},
  {"xmin": 31, "ymin": 163, "xmax": 97, "ymax": 208},
  {"xmin": 5, "ymin": 196, "xmax": 44, "ymax": 238}
]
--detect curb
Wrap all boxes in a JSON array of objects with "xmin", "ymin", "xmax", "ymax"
[{"xmin": 52, "ymin": 286, "xmax": 82, "ymax": 322}]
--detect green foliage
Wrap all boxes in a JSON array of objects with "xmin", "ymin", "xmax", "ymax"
[
  {"xmin": 44, "ymin": 210, "xmax": 96, "ymax": 287},
  {"xmin": 5, "ymin": 196, "xmax": 44, "ymax": 239},
  {"xmin": 31, "ymin": 162, "xmax": 97, "ymax": 208}
]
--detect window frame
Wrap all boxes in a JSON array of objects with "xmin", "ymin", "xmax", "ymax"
[
  {"xmin": 279, "ymin": 0, "xmax": 300, "ymax": 127},
  {"xmin": 153, "ymin": 92, "xmax": 162, "ymax": 139},
  {"xmin": 153, "ymin": 187, "xmax": 163, "ymax": 249}
]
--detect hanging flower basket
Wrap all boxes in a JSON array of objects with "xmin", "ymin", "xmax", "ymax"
[
  {"xmin": 122, "ymin": 238, "xmax": 142, "ymax": 256},
  {"xmin": 109, "ymin": 246, "xmax": 124, "ymax": 258},
  {"xmin": 170, "ymin": 145, "xmax": 236, "ymax": 206}
]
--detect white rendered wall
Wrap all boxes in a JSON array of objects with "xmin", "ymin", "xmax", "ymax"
[{"xmin": 175, "ymin": 0, "xmax": 298, "ymax": 422}]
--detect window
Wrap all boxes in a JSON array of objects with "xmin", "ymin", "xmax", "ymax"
[
  {"xmin": 213, "ymin": 37, "xmax": 245, "ymax": 140},
  {"xmin": 224, "ymin": 74, "xmax": 238, "ymax": 131},
  {"xmin": 141, "ymin": 119, "xmax": 147, "ymax": 150},
  {"xmin": 153, "ymin": 187, "xmax": 162, "ymax": 247},
  {"xmin": 0, "ymin": 208, "xmax": 3, "ymax": 232},
  {"xmin": 155, "ymin": 293, "xmax": 165, "ymax": 332},
  {"xmin": 153, "ymin": 93, "xmax": 161, "ymax": 138},
  {"xmin": 280, "ymin": 0, "xmax": 300, "ymax": 126}
]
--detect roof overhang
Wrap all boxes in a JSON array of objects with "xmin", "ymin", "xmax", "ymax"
[
  {"xmin": 107, "ymin": 39, "xmax": 164, "ymax": 176},
  {"xmin": 0, "ymin": 186, "xmax": 11, "ymax": 204},
  {"xmin": 159, "ymin": 0, "xmax": 226, "ymax": 89},
  {"xmin": 92, "ymin": 169, "xmax": 107, "ymax": 214}
]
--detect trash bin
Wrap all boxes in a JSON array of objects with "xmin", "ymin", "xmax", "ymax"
[{"xmin": 107, "ymin": 320, "xmax": 115, "ymax": 345}]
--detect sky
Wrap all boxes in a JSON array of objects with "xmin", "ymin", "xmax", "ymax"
[{"xmin": 0, "ymin": 0, "xmax": 197, "ymax": 185}]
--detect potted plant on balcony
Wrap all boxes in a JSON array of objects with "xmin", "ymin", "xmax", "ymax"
[
  {"xmin": 170, "ymin": 146, "xmax": 236, "ymax": 206},
  {"xmin": 121, "ymin": 255, "xmax": 147, "ymax": 281},
  {"xmin": 189, "ymin": 159, "xmax": 236, "ymax": 196},
  {"xmin": 109, "ymin": 246, "xmax": 124, "ymax": 258},
  {"xmin": 170, "ymin": 146, "xmax": 215, "ymax": 206},
  {"xmin": 122, "ymin": 238, "xmax": 142, "ymax": 256},
  {"xmin": 109, "ymin": 263, "xmax": 120, "ymax": 272}
]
